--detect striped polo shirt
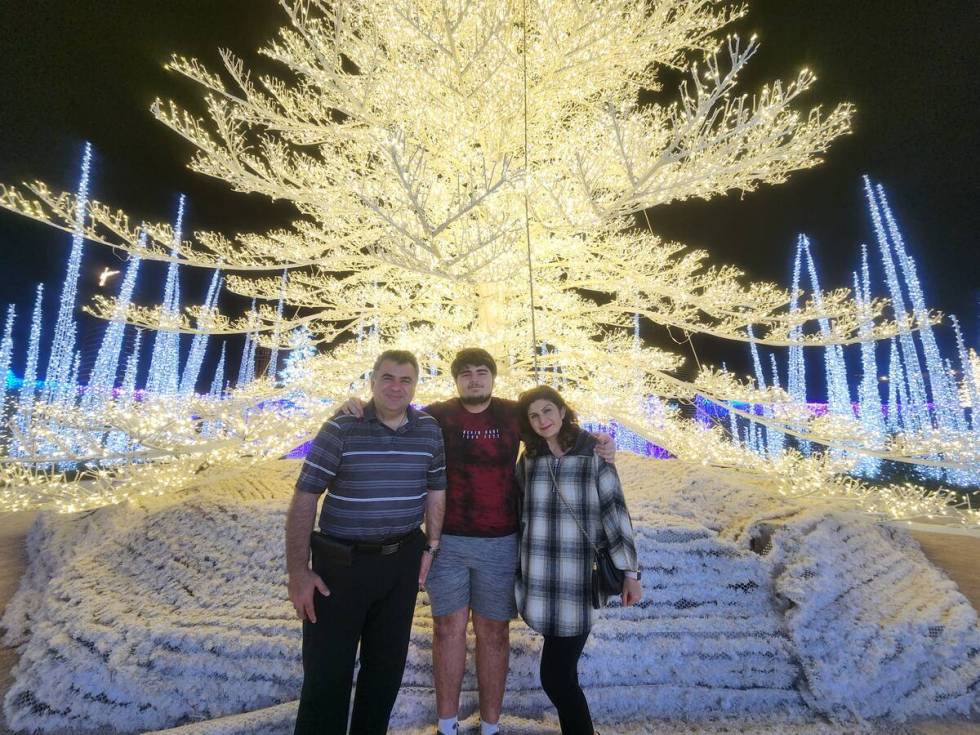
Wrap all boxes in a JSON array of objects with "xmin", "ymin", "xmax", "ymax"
[{"xmin": 295, "ymin": 402, "xmax": 447, "ymax": 542}]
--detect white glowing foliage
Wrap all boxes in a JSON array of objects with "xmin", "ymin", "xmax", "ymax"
[
  {"xmin": 281, "ymin": 326, "xmax": 316, "ymax": 387},
  {"xmin": 43, "ymin": 143, "xmax": 92, "ymax": 405}
]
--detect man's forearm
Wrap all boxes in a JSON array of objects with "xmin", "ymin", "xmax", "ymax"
[
  {"xmin": 425, "ymin": 490, "xmax": 445, "ymax": 545},
  {"xmin": 285, "ymin": 491, "xmax": 319, "ymax": 576}
]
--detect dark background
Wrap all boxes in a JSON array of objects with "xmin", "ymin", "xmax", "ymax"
[{"xmin": 0, "ymin": 1, "xmax": 977, "ymax": 393}]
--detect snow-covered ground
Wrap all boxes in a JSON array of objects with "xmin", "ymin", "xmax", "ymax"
[{"xmin": 1, "ymin": 456, "xmax": 977, "ymax": 733}]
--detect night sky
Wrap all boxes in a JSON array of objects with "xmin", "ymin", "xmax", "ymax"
[{"xmin": 0, "ymin": 1, "xmax": 977, "ymax": 392}]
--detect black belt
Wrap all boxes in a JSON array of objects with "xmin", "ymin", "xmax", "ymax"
[{"xmin": 344, "ymin": 528, "xmax": 419, "ymax": 555}]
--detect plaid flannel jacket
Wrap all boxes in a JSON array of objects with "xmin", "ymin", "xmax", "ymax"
[{"xmin": 516, "ymin": 431, "xmax": 638, "ymax": 636}]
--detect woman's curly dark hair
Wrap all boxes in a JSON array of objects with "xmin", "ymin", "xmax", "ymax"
[{"xmin": 517, "ymin": 385, "xmax": 581, "ymax": 458}]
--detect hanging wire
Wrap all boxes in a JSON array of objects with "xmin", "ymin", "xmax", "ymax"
[
  {"xmin": 640, "ymin": 207, "xmax": 703, "ymax": 373},
  {"xmin": 521, "ymin": 0, "xmax": 540, "ymax": 381}
]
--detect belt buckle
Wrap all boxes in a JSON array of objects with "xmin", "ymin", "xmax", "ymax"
[{"xmin": 380, "ymin": 541, "xmax": 400, "ymax": 555}]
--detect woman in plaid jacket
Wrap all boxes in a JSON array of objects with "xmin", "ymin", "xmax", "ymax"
[{"xmin": 516, "ymin": 385, "xmax": 642, "ymax": 735}]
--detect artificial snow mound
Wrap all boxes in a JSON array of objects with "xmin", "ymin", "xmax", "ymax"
[{"xmin": 1, "ymin": 456, "xmax": 978, "ymax": 732}]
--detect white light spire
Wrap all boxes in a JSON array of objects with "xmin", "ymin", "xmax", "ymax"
[
  {"xmin": 0, "ymin": 305, "xmax": 15, "ymax": 416},
  {"xmin": 768, "ymin": 353, "xmax": 785, "ymax": 458},
  {"xmin": 83, "ymin": 232, "xmax": 145, "ymax": 410},
  {"xmin": 787, "ymin": 237, "xmax": 810, "ymax": 456},
  {"xmin": 179, "ymin": 269, "xmax": 222, "ymax": 395},
  {"xmin": 13, "ymin": 285, "xmax": 44, "ymax": 453},
  {"xmin": 874, "ymin": 181, "xmax": 964, "ymax": 434},
  {"xmin": 43, "ymin": 142, "xmax": 92, "ymax": 405},
  {"xmin": 146, "ymin": 196, "xmax": 186, "ymax": 395},
  {"xmin": 267, "ymin": 269, "xmax": 288, "ymax": 381},
  {"xmin": 853, "ymin": 267, "xmax": 883, "ymax": 476},
  {"xmin": 863, "ymin": 175, "xmax": 930, "ymax": 432},
  {"xmin": 209, "ymin": 342, "xmax": 227, "ymax": 398},
  {"xmin": 746, "ymin": 324, "xmax": 775, "ymax": 458},
  {"xmin": 799, "ymin": 235, "xmax": 852, "ymax": 419},
  {"xmin": 950, "ymin": 315, "xmax": 979, "ymax": 435},
  {"xmin": 105, "ymin": 329, "xmax": 143, "ymax": 457},
  {"xmin": 237, "ymin": 333, "xmax": 253, "ymax": 388},
  {"xmin": 885, "ymin": 338, "xmax": 900, "ymax": 433}
]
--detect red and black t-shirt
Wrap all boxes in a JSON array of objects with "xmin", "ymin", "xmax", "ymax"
[{"xmin": 424, "ymin": 397, "xmax": 521, "ymax": 537}]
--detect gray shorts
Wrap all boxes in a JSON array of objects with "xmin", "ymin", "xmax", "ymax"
[{"xmin": 426, "ymin": 533, "xmax": 518, "ymax": 620}]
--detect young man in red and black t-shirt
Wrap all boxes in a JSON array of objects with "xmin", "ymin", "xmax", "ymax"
[
  {"xmin": 342, "ymin": 348, "xmax": 613, "ymax": 735},
  {"xmin": 423, "ymin": 350, "xmax": 521, "ymax": 735}
]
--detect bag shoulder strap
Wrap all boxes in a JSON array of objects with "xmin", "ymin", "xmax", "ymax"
[{"xmin": 545, "ymin": 455, "xmax": 602, "ymax": 556}]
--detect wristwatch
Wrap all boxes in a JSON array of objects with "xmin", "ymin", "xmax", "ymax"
[
  {"xmin": 423, "ymin": 543, "xmax": 440, "ymax": 555},
  {"xmin": 625, "ymin": 570, "xmax": 642, "ymax": 581}
]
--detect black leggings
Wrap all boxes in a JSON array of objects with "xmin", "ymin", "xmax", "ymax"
[{"xmin": 540, "ymin": 632, "xmax": 593, "ymax": 735}]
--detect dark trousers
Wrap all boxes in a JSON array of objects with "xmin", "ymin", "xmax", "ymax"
[
  {"xmin": 294, "ymin": 529, "xmax": 424, "ymax": 735},
  {"xmin": 540, "ymin": 632, "xmax": 593, "ymax": 735}
]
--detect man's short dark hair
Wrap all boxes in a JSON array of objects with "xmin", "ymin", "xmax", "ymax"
[
  {"xmin": 450, "ymin": 348, "xmax": 497, "ymax": 379},
  {"xmin": 373, "ymin": 349, "xmax": 419, "ymax": 377}
]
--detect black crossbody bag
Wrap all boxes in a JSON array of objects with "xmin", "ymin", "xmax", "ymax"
[{"xmin": 544, "ymin": 456, "xmax": 624, "ymax": 609}]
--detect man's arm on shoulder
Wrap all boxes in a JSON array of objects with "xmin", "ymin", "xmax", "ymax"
[
  {"xmin": 335, "ymin": 396, "xmax": 366, "ymax": 419},
  {"xmin": 594, "ymin": 432, "xmax": 616, "ymax": 463}
]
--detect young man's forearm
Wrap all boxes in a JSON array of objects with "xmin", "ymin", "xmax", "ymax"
[
  {"xmin": 285, "ymin": 491, "xmax": 319, "ymax": 576},
  {"xmin": 425, "ymin": 490, "xmax": 446, "ymax": 546}
]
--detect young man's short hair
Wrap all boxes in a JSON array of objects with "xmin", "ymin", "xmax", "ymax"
[
  {"xmin": 373, "ymin": 349, "xmax": 419, "ymax": 377},
  {"xmin": 450, "ymin": 348, "xmax": 497, "ymax": 379}
]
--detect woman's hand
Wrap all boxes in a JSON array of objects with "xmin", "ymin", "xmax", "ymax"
[{"xmin": 621, "ymin": 577, "xmax": 642, "ymax": 607}]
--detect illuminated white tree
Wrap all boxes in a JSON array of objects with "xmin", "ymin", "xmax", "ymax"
[{"xmin": 1, "ymin": 0, "xmax": 975, "ymax": 516}]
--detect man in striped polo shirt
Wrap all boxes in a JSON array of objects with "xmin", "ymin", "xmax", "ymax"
[{"xmin": 286, "ymin": 350, "xmax": 447, "ymax": 735}]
